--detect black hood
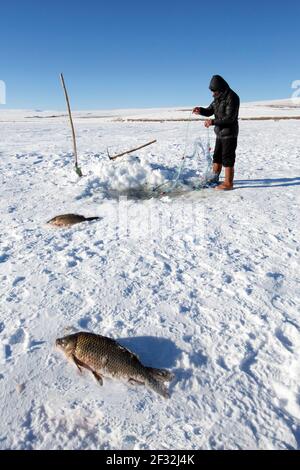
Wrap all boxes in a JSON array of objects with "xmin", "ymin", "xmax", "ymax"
[{"xmin": 209, "ymin": 75, "xmax": 230, "ymax": 92}]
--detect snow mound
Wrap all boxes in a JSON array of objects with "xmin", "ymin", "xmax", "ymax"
[
  {"xmin": 77, "ymin": 155, "xmax": 167, "ymax": 200},
  {"xmin": 101, "ymin": 155, "xmax": 165, "ymax": 191}
]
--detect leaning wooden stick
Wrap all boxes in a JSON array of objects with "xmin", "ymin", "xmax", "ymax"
[
  {"xmin": 108, "ymin": 139, "xmax": 157, "ymax": 161},
  {"xmin": 60, "ymin": 73, "xmax": 82, "ymax": 177}
]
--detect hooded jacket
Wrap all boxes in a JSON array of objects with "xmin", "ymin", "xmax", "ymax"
[{"xmin": 200, "ymin": 75, "xmax": 240, "ymax": 138}]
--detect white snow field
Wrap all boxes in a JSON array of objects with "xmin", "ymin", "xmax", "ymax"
[{"xmin": 0, "ymin": 100, "xmax": 299, "ymax": 449}]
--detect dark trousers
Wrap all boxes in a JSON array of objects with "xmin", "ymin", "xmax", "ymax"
[{"xmin": 213, "ymin": 137, "xmax": 237, "ymax": 167}]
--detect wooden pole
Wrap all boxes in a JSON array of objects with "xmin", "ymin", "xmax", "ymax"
[
  {"xmin": 60, "ymin": 73, "xmax": 82, "ymax": 176},
  {"xmin": 108, "ymin": 139, "xmax": 157, "ymax": 160}
]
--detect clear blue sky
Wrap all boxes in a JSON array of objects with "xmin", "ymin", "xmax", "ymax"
[{"xmin": 1, "ymin": 0, "xmax": 299, "ymax": 109}]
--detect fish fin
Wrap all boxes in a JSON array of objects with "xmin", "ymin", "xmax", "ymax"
[
  {"xmin": 71, "ymin": 354, "xmax": 83, "ymax": 373},
  {"xmin": 85, "ymin": 216, "xmax": 101, "ymax": 222},
  {"xmin": 92, "ymin": 371, "xmax": 103, "ymax": 386},
  {"xmin": 146, "ymin": 367, "xmax": 174, "ymax": 382},
  {"xmin": 72, "ymin": 354, "xmax": 103, "ymax": 385},
  {"xmin": 146, "ymin": 376, "xmax": 170, "ymax": 399}
]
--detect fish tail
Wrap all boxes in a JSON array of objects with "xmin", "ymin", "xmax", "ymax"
[
  {"xmin": 146, "ymin": 376, "xmax": 170, "ymax": 399},
  {"xmin": 146, "ymin": 367, "xmax": 174, "ymax": 382},
  {"xmin": 85, "ymin": 216, "xmax": 100, "ymax": 221}
]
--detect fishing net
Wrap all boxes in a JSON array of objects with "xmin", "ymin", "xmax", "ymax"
[{"xmin": 153, "ymin": 129, "xmax": 214, "ymax": 196}]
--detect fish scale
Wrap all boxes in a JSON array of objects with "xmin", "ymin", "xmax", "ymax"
[{"xmin": 75, "ymin": 333, "xmax": 145, "ymax": 379}]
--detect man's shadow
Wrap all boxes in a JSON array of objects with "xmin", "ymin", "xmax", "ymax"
[{"xmin": 234, "ymin": 177, "xmax": 300, "ymax": 189}]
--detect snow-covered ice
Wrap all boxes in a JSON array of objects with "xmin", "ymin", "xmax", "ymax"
[{"xmin": 0, "ymin": 101, "xmax": 299, "ymax": 449}]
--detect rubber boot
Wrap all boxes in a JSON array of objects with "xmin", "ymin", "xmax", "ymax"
[
  {"xmin": 206, "ymin": 163, "xmax": 222, "ymax": 184},
  {"xmin": 213, "ymin": 163, "xmax": 222, "ymax": 175},
  {"xmin": 215, "ymin": 166, "xmax": 234, "ymax": 190}
]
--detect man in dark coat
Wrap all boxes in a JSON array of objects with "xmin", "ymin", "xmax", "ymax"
[{"xmin": 193, "ymin": 75, "xmax": 240, "ymax": 190}]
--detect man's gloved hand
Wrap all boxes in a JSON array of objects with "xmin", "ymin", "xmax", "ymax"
[{"xmin": 192, "ymin": 107, "xmax": 201, "ymax": 115}]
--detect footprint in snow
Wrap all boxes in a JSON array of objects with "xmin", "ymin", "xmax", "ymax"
[
  {"xmin": 78, "ymin": 316, "xmax": 91, "ymax": 329},
  {"xmin": 0, "ymin": 253, "xmax": 9, "ymax": 263},
  {"xmin": 266, "ymin": 271, "xmax": 285, "ymax": 286},
  {"xmin": 4, "ymin": 344, "xmax": 12, "ymax": 361},
  {"xmin": 275, "ymin": 328, "xmax": 294, "ymax": 352},
  {"xmin": 222, "ymin": 273, "xmax": 233, "ymax": 284},
  {"xmin": 9, "ymin": 328, "xmax": 26, "ymax": 345},
  {"xmin": 12, "ymin": 276, "xmax": 25, "ymax": 287}
]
